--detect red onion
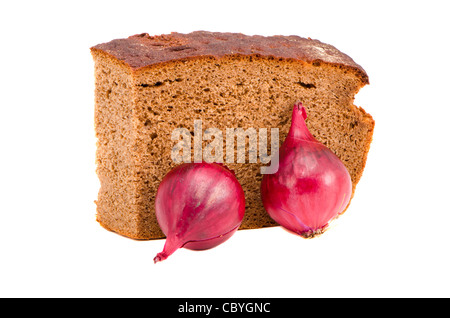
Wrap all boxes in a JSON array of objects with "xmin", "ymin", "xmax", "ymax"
[
  {"xmin": 154, "ymin": 162, "xmax": 245, "ymax": 263},
  {"xmin": 261, "ymin": 102, "xmax": 352, "ymax": 238}
]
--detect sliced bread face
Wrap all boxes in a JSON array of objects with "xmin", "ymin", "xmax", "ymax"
[{"xmin": 92, "ymin": 32, "xmax": 374, "ymax": 239}]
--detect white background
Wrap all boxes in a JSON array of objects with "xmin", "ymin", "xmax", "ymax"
[{"xmin": 1, "ymin": 0, "xmax": 449, "ymax": 298}]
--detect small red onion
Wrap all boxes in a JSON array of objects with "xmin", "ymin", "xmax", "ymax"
[
  {"xmin": 154, "ymin": 162, "xmax": 245, "ymax": 263},
  {"xmin": 261, "ymin": 102, "xmax": 352, "ymax": 238}
]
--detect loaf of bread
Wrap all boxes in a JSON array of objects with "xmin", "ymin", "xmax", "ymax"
[{"xmin": 91, "ymin": 31, "xmax": 374, "ymax": 240}]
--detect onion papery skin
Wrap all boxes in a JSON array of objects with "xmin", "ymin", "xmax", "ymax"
[
  {"xmin": 154, "ymin": 162, "xmax": 245, "ymax": 263},
  {"xmin": 261, "ymin": 102, "xmax": 352, "ymax": 238}
]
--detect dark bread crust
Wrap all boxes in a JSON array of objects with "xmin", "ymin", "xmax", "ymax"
[{"xmin": 91, "ymin": 31, "xmax": 369, "ymax": 85}]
